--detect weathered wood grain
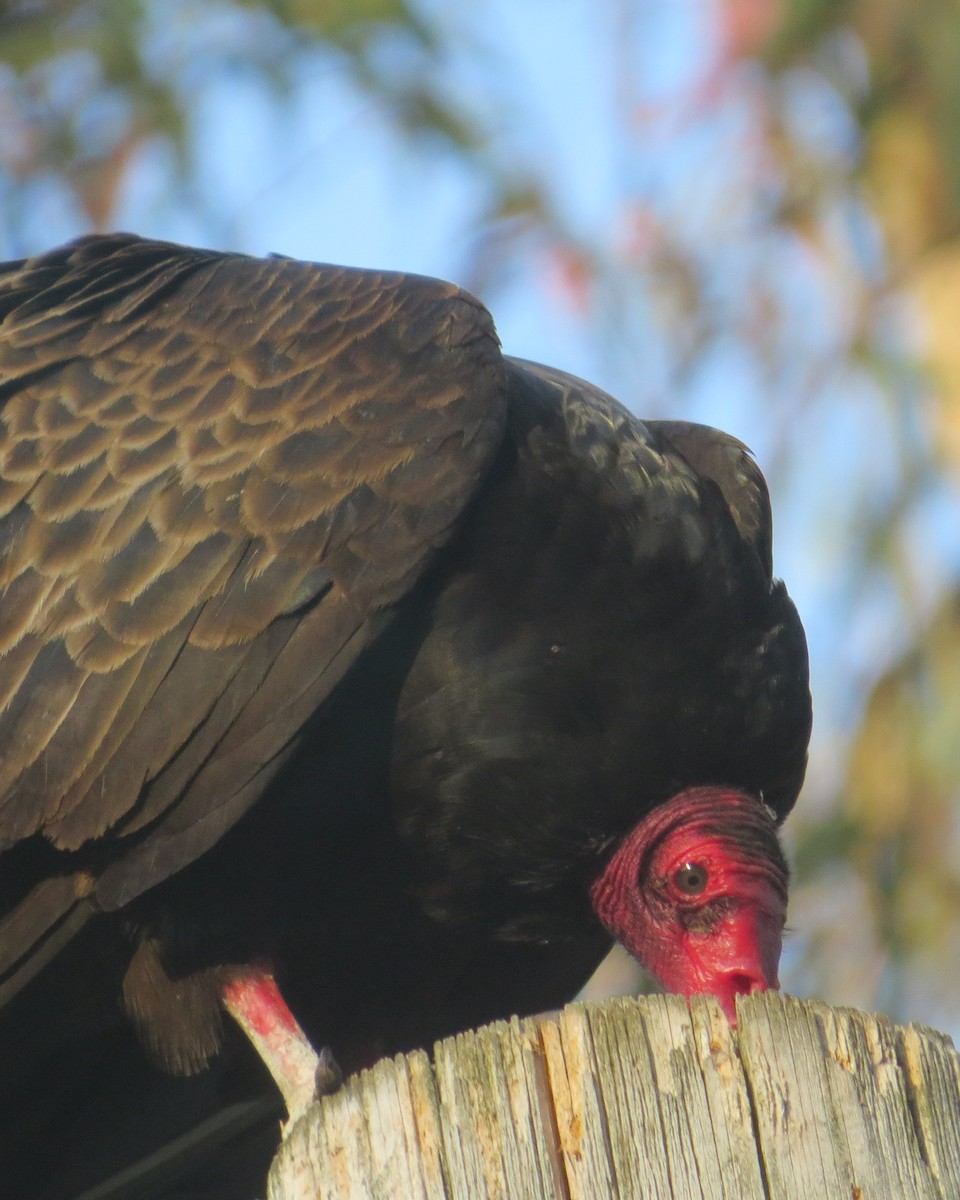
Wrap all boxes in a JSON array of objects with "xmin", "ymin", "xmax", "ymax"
[{"xmin": 269, "ymin": 992, "xmax": 960, "ymax": 1200}]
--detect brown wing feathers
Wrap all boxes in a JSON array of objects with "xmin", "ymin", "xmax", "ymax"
[{"xmin": 0, "ymin": 235, "xmax": 506, "ymax": 988}]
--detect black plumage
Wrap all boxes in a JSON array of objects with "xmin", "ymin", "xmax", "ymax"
[{"xmin": 0, "ymin": 235, "xmax": 810, "ymax": 1198}]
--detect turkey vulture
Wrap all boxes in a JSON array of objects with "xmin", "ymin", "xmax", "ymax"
[{"xmin": 0, "ymin": 235, "xmax": 810, "ymax": 1195}]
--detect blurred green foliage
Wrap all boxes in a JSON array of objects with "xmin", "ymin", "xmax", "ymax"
[
  {"xmin": 0, "ymin": 0, "xmax": 460, "ymax": 231},
  {"xmin": 769, "ymin": 0, "xmax": 960, "ymax": 1023}
]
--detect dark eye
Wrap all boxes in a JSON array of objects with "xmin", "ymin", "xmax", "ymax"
[{"xmin": 673, "ymin": 862, "xmax": 708, "ymax": 895}]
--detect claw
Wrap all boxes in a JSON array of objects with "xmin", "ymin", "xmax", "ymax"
[{"xmin": 314, "ymin": 1045, "xmax": 344, "ymax": 1097}]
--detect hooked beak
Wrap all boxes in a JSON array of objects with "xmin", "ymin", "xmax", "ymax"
[{"xmin": 692, "ymin": 905, "xmax": 782, "ymax": 1025}]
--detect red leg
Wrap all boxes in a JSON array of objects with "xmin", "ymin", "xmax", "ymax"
[{"xmin": 222, "ymin": 972, "xmax": 322, "ymax": 1129}]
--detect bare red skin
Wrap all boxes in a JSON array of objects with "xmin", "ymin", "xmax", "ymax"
[
  {"xmin": 590, "ymin": 787, "xmax": 787, "ymax": 1023},
  {"xmin": 222, "ymin": 972, "xmax": 320, "ymax": 1124},
  {"xmin": 222, "ymin": 973, "xmax": 301, "ymax": 1040}
]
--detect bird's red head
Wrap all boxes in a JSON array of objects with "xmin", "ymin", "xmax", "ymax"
[{"xmin": 590, "ymin": 787, "xmax": 787, "ymax": 1023}]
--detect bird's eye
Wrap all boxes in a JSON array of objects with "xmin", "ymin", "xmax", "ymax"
[{"xmin": 672, "ymin": 862, "xmax": 708, "ymax": 895}]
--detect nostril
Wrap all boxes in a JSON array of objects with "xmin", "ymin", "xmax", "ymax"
[{"xmin": 727, "ymin": 971, "xmax": 764, "ymax": 996}]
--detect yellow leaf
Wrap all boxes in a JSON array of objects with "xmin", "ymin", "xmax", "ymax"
[
  {"xmin": 863, "ymin": 108, "xmax": 947, "ymax": 270},
  {"xmin": 847, "ymin": 674, "xmax": 915, "ymax": 837},
  {"xmin": 908, "ymin": 243, "xmax": 960, "ymax": 469}
]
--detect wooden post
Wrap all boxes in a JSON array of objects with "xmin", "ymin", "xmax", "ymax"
[{"xmin": 268, "ymin": 992, "xmax": 960, "ymax": 1199}]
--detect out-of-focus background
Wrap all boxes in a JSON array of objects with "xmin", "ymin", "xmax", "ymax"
[{"xmin": 1, "ymin": 0, "xmax": 958, "ymax": 1036}]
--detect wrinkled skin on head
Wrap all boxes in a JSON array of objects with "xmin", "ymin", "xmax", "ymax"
[{"xmin": 590, "ymin": 787, "xmax": 788, "ymax": 1022}]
